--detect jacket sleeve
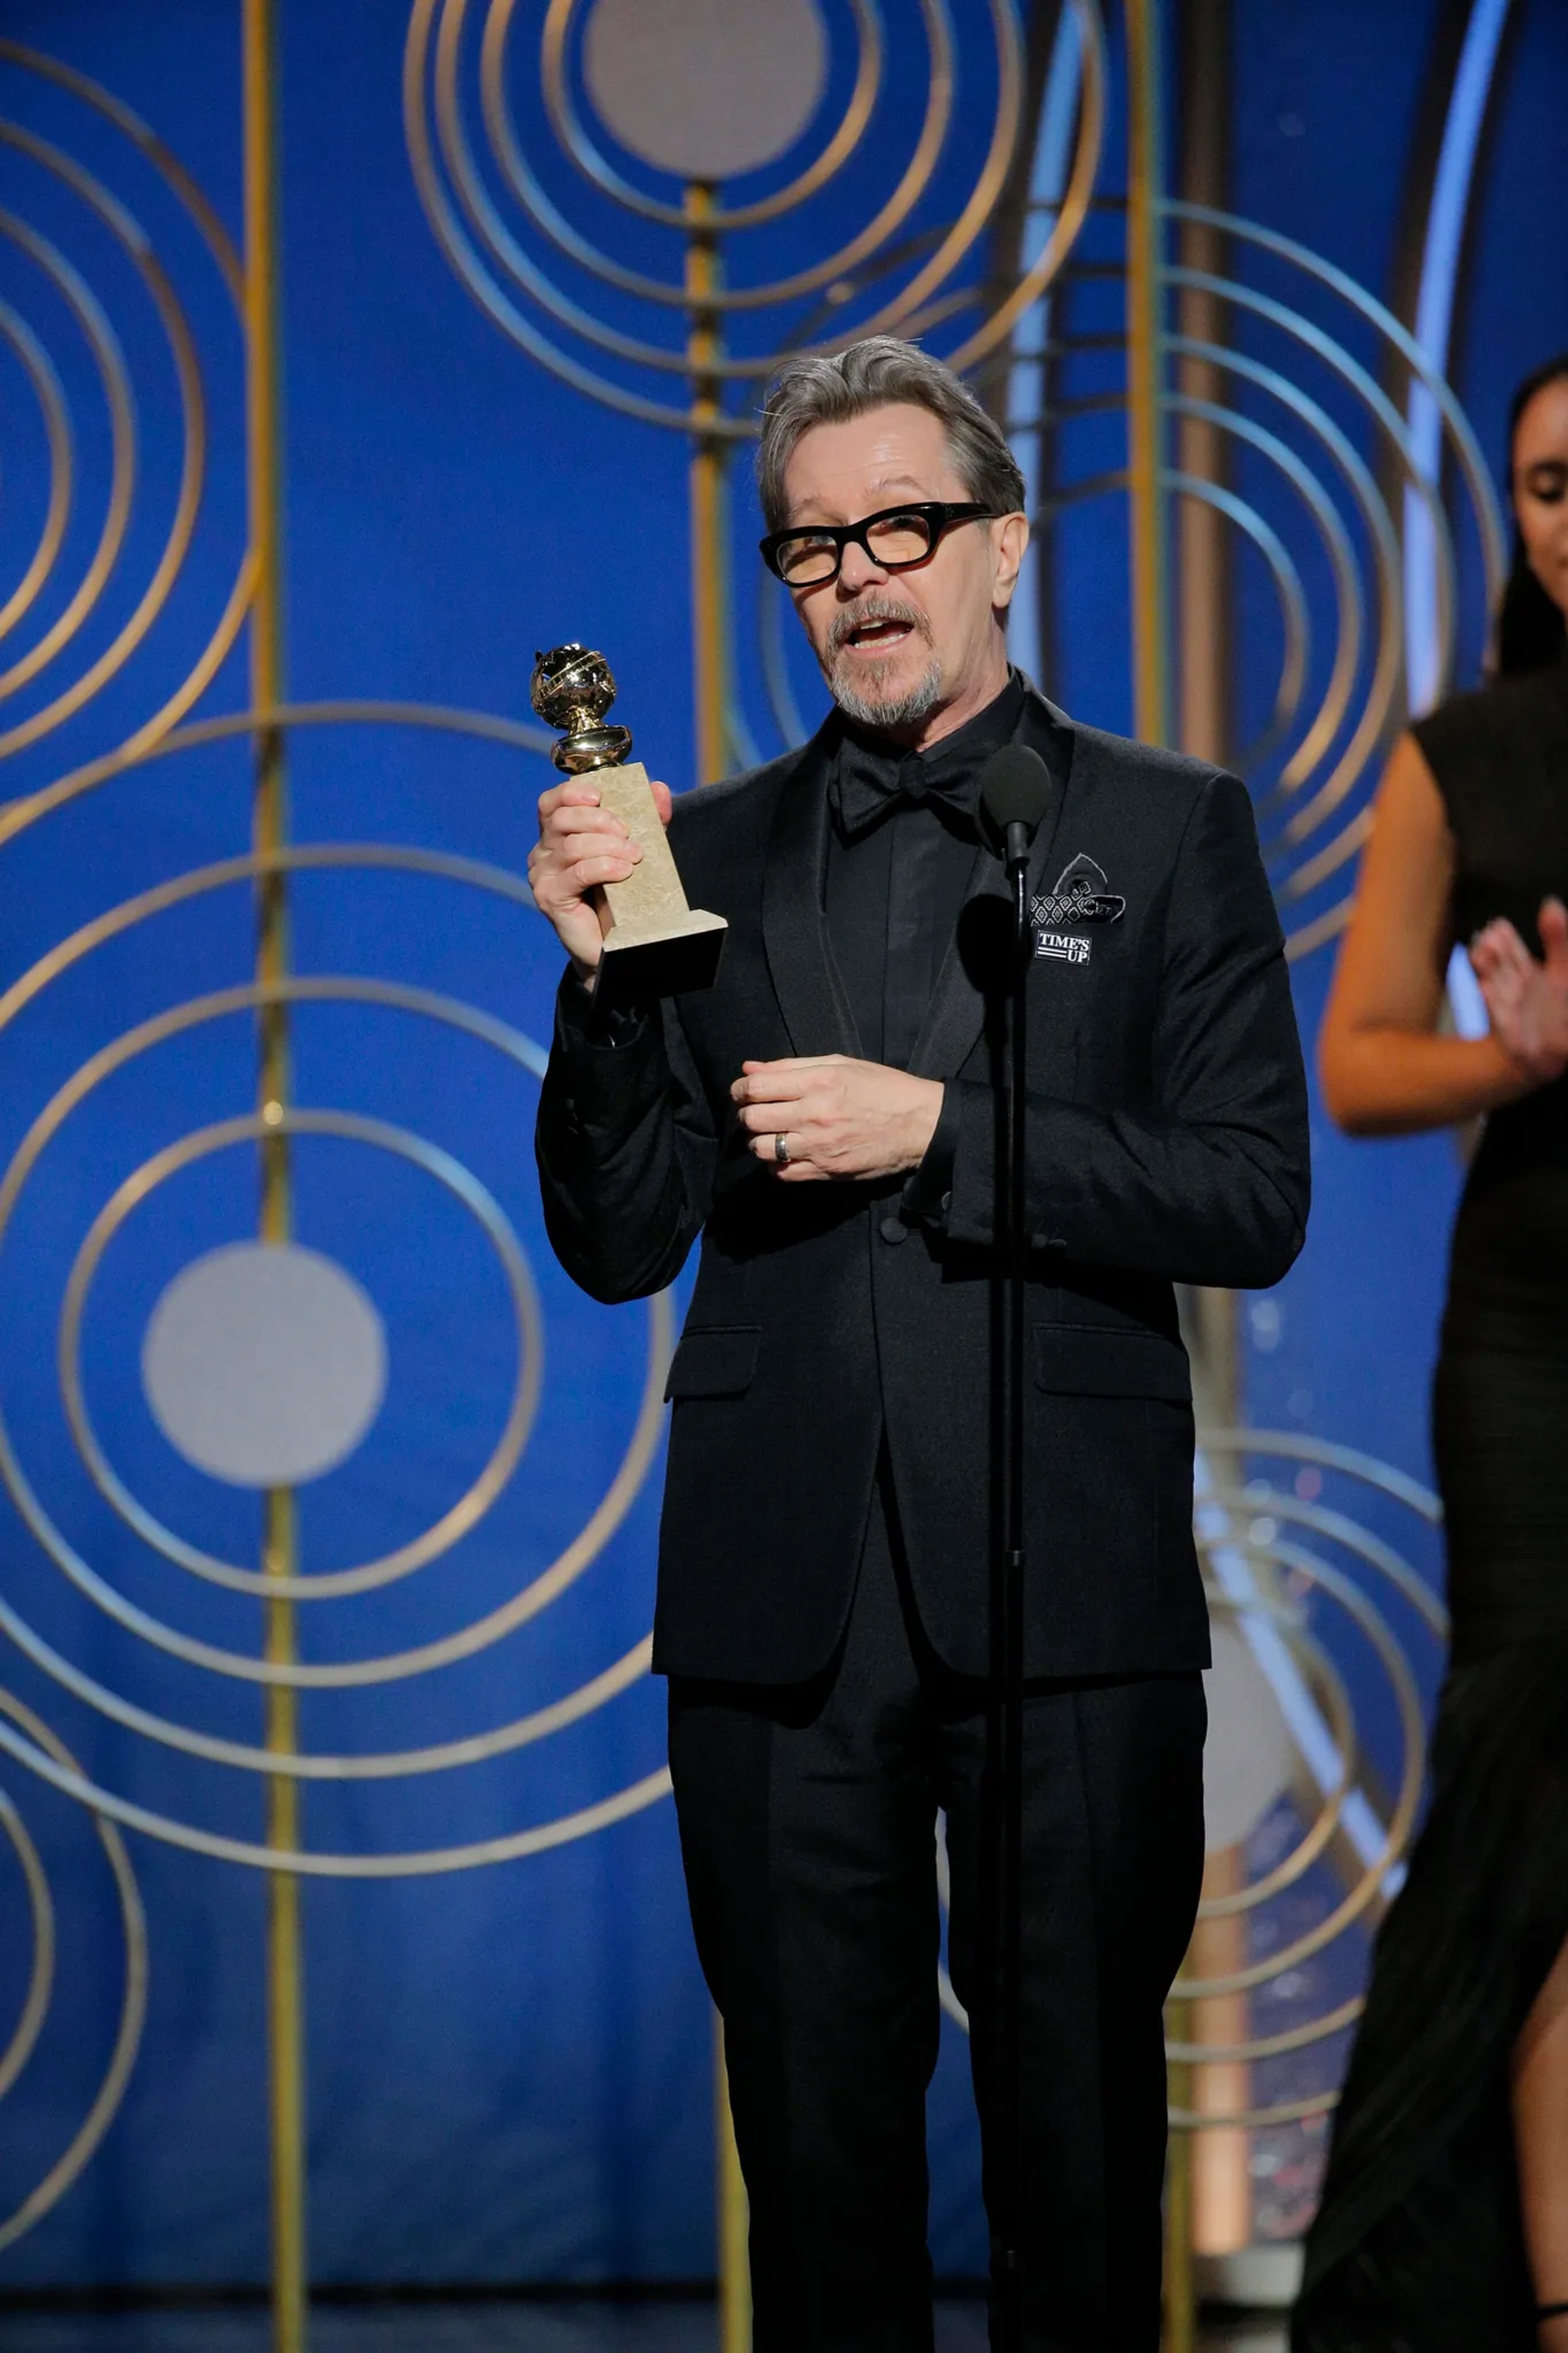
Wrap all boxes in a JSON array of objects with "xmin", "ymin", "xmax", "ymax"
[
  {"xmin": 938, "ymin": 769, "xmax": 1311, "ymax": 1286},
  {"xmin": 533, "ymin": 974, "xmax": 718, "ymax": 1303}
]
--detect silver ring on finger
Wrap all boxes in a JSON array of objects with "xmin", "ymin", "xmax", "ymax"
[{"xmin": 774, "ymin": 1130, "xmax": 791, "ymax": 1168}]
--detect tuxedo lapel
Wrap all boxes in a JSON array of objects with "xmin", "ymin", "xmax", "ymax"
[
  {"xmin": 761, "ymin": 724, "xmax": 862, "ymax": 1059},
  {"xmin": 908, "ymin": 688, "xmax": 1079, "ymax": 1081}
]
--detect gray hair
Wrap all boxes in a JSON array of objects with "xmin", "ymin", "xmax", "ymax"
[{"xmin": 756, "ymin": 336, "xmax": 1027, "ymax": 533}]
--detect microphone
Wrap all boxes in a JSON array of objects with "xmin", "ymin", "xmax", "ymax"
[{"xmin": 978, "ymin": 744, "xmax": 1054, "ymax": 875}]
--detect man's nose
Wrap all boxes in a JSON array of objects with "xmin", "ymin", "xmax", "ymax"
[{"xmin": 837, "ymin": 541, "xmax": 889, "ymax": 595}]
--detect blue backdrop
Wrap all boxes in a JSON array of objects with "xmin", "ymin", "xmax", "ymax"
[{"xmin": 0, "ymin": 0, "xmax": 1566, "ymax": 2292}]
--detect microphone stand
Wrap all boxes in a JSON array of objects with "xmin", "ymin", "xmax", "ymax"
[{"xmin": 990, "ymin": 827, "xmax": 1033, "ymax": 2352}]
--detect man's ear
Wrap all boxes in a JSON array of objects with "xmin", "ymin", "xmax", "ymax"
[{"xmin": 991, "ymin": 511, "xmax": 1031, "ymax": 610}]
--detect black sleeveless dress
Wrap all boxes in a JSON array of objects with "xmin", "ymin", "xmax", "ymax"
[{"xmin": 1293, "ymin": 644, "xmax": 1568, "ymax": 2353}]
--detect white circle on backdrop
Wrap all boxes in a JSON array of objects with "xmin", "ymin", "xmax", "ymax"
[
  {"xmin": 1202, "ymin": 1617, "xmax": 1294, "ymax": 1855},
  {"xmin": 142, "ymin": 1242, "xmax": 387, "ymax": 1488},
  {"xmin": 583, "ymin": 0, "xmax": 828, "ymax": 181}
]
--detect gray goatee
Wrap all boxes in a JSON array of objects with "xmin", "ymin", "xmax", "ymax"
[{"xmin": 822, "ymin": 596, "xmax": 944, "ymax": 731}]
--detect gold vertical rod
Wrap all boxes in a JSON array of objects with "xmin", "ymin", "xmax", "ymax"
[
  {"xmin": 1132, "ymin": 16, "xmax": 1184, "ymax": 2331},
  {"xmin": 685, "ymin": 183, "xmax": 730, "ymax": 789},
  {"xmin": 1172, "ymin": 0, "xmax": 1241, "ymax": 1589},
  {"xmin": 685, "ymin": 180, "xmax": 748, "ymax": 2352},
  {"xmin": 1190, "ymin": 1847, "xmax": 1252, "ymax": 2255},
  {"xmin": 715, "ymin": 2019, "xmax": 752, "ymax": 2353},
  {"xmin": 244, "ymin": 5, "xmax": 305, "ymax": 2350},
  {"xmin": 1163, "ymin": 1998, "xmax": 1196, "ymax": 2353},
  {"xmin": 1174, "ymin": 0, "xmax": 1230, "ymax": 777},
  {"xmin": 1170, "ymin": 0, "xmax": 1249, "ymax": 2271},
  {"xmin": 1125, "ymin": 0, "xmax": 1171, "ymax": 749}
]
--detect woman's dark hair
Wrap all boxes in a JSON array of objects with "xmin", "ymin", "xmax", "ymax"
[{"xmin": 1495, "ymin": 351, "xmax": 1568, "ymax": 678}]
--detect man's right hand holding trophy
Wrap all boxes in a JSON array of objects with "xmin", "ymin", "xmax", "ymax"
[
  {"xmin": 528, "ymin": 772, "xmax": 673, "ymax": 985},
  {"xmin": 526, "ymin": 642, "xmax": 725, "ymax": 1008}
]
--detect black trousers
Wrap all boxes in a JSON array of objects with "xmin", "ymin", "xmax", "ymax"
[{"xmin": 667, "ymin": 1470, "xmax": 1206, "ymax": 2353}]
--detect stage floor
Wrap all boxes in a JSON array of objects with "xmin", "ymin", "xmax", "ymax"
[{"xmin": 0, "ymin": 2302, "xmax": 1284, "ymax": 2351}]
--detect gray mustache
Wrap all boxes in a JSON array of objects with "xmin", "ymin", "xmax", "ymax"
[{"xmin": 827, "ymin": 598, "xmax": 932, "ymax": 657}]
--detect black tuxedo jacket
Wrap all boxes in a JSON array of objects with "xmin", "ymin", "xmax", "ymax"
[{"xmin": 535, "ymin": 684, "xmax": 1309, "ymax": 1685}]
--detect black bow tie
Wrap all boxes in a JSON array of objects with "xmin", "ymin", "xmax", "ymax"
[{"xmin": 831, "ymin": 734, "xmax": 982, "ymax": 844}]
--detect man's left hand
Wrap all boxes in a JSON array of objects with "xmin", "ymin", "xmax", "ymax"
[{"xmin": 731, "ymin": 1055, "xmax": 942, "ymax": 1183}]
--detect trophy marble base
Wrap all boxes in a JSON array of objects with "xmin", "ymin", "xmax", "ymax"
[
  {"xmin": 528, "ymin": 648, "xmax": 730, "ymax": 1010},
  {"xmin": 592, "ymin": 909, "xmax": 728, "ymax": 1011},
  {"xmin": 587, "ymin": 759, "xmax": 728, "ymax": 1009}
]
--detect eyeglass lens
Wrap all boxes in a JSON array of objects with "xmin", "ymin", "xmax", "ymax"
[{"xmin": 774, "ymin": 509, "xmax": 938, "ymax": 586}]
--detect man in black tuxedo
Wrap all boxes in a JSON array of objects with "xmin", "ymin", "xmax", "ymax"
[{"xmin": 532, "ymin": 336, "xmax": 1309, "ymax": 2351}]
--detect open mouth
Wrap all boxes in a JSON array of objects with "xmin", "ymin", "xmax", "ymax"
[{"xmin": 840, "ymin": 615, "xmax": 916, "ymax": 657}]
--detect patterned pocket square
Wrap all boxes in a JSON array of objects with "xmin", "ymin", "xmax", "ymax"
[{"xmin": 1031, "ymin": 853, "xmax": 1127, "ymax": 931}]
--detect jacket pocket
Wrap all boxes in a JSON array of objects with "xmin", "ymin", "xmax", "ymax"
[
  {"xmin": 1032, "ymin": 1323, "xmax": 1191, "ymax": 1401},
  {"xmin": 664, "ymin": 1325, "xmax": 762, "ymax": 1402}
]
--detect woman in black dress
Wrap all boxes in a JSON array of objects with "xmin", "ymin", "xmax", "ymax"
[{"xmin": 1293, "ymin": 354, "xmax": 1568, "ymax": 2352}]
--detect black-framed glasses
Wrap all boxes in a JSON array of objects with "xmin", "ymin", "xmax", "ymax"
[{"xmin": 759, "ymin": 500, "xmax": 1000, "ymax": 587}]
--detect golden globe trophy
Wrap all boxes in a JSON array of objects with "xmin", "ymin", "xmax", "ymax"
[{"xmin": 530, "ymin": 643, "xmax": 728, "ymax": 1010}]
